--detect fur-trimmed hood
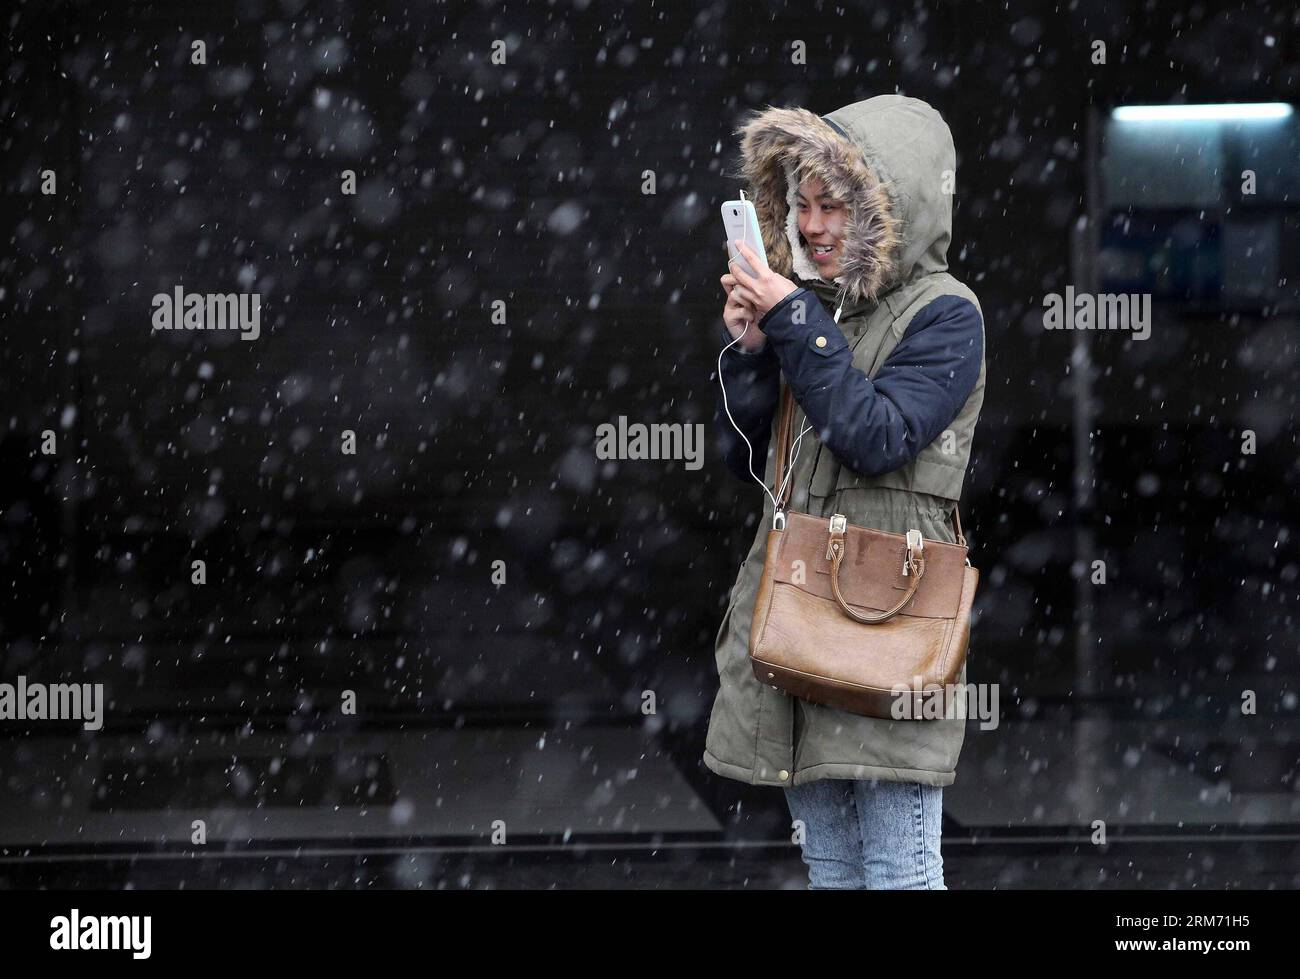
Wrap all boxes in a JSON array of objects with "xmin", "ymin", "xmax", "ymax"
[{"xmin": 733, "ymin": 95, "xmax": 956, "ymax": 314}]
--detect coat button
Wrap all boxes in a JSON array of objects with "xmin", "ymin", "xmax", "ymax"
[
  {"xmin": 815, "ymin": 336, "xmax": 827, "ymax": 348},
  {"xmin": 778, "ymin": 770, "xmax": 790, "ymax": 781}
]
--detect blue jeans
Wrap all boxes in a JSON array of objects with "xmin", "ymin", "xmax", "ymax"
[{"xmin": 784, "ymin": 777, "xmax": 946, "ymax": 889}]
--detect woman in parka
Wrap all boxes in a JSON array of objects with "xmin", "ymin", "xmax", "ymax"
[{"xmin": 709, "ymin": 95, "xmax": 986, "ymax": 889}]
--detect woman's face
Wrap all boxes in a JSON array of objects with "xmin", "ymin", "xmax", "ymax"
[{"xmin": 796, "ymin": 176, "xmax": 847, "ymax": 278}]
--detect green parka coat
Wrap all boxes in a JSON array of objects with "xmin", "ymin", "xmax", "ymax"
[{"xmin": 705, "ymin": 95, "xmax": 987, "ymax": 789}]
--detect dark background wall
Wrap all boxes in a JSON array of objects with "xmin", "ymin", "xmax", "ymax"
[{"xmin": 3, "ymin": 0, "xmax": 1298, "ymax": 847}]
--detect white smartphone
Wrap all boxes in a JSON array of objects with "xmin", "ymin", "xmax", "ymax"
[{"xmin": 721, "ymin": 198, "xmax": 769, "ymax": 277}]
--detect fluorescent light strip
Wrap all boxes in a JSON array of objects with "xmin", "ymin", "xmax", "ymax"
[{"xmin": 1112, "ymin": 103, "xmax": 1293, "ymax": 122}]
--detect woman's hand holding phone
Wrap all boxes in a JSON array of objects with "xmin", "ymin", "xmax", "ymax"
[
  {"xmin": 727, "ymin": 240, "xmax": 800, "ymax": 329},
  {"xmin": 721, "ymin": 265, "xmax": 767, "ymax": 353}
]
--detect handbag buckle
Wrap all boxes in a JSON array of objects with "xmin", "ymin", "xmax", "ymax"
[
  {"xmin": 903, "ymin": 529, "xmax": 924, "ymax": 576},
  {"xmin": 773, "ymin": 509, "xmax": 787, "ymax": 531},
  {"xmin": 825, "ymin": 513, "xmax": 846, "ymax": 560}
]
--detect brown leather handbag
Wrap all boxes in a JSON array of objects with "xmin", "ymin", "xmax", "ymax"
[{"xmin": 749, "ymin": 381, "xmax": 979, "ymax": 720}]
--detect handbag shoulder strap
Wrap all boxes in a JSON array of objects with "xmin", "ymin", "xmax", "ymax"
[{"xmin": 771, "ymin": 381, "xmax": 795, "ymax": 513}]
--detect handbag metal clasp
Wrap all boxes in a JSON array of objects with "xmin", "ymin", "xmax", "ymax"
[
  {"xmin": 903, "ymin": 529, "xmax": 924, "ymax": 576},
  {"xmin": 773, "ymin": 509, "xmax": 787, "ymax": 531},
  {"xmin": 825, "ymin": 513, "xmax": 847, "ymax": 560}
]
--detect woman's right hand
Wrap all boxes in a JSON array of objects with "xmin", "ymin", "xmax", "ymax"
[{"xmin": 720, "ymin": 271, "xmax": 768, "ymax": 353}]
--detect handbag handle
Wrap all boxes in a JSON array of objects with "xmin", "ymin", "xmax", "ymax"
[
  {"xmin": 827, "ymin": 522, "xmax": 925, "ymax": 623},
  {"xmin": 772, "ymin": 383, "xmax": 968, "ymax": 547}
]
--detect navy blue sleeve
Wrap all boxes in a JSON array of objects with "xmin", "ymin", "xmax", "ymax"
[
  {"xmin": 713, "ymin": 322, "xmax": 781, "ymax": 484},
  {"xmin": 758, "ymin": 289, "xmax": 983, "ymax": 477}
]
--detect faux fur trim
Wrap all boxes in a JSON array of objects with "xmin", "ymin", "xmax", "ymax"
[{"xmin": 733, "ymin": 105, "xmax": 901, "ymax": 305}]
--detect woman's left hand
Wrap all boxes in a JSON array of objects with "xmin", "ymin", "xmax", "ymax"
[{"xmin": 727, "ymin": 240, "xmax": 800, "ymax": 326}]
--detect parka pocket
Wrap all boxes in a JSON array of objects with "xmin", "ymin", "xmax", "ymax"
[
  {"xmin": 714, "ymin": 560, "xmax": 746, "ymax": 652},
  {"xmin": 714, "ymin": 602, "xmax": 733, "ymax": 653}
]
